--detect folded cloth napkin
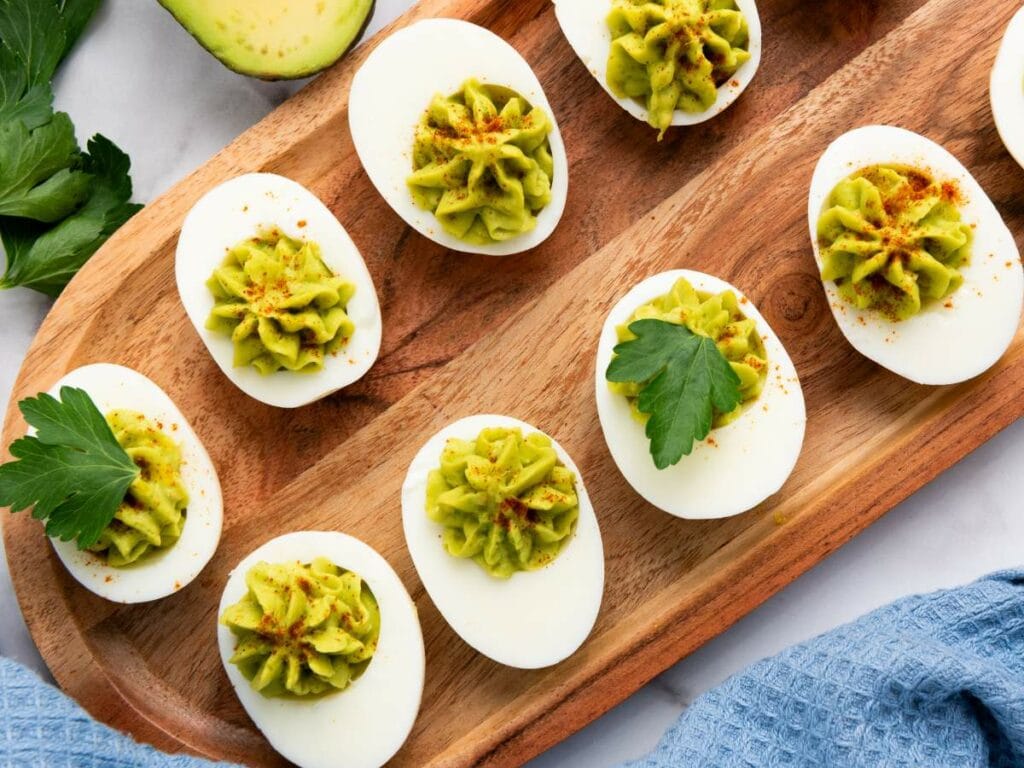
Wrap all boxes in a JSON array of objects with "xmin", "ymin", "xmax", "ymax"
[
  {"xmin": 626, "ymin": 569, "xmax": 1024, "ymax": 768},
  {"xmin": 0, "ymin": 657, "xmax": 232, "ymax": 768},
  {"xmin": 2, "ymin": 570, "xmax": 1022, "ymax": 767}
]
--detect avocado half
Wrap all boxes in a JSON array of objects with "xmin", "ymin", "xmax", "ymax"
[{"xmin": 158, "ymin": 0, "xmax": 376, "ymax": 80}]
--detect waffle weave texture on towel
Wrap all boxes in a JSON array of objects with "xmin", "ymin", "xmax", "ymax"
[
  {"xmin": 0, "ymin": 656, "xmax": 235, "ymax": 768},
  {"xmin": 625, "ymin": 569, "xmax": 1024, "ymax": 768}
]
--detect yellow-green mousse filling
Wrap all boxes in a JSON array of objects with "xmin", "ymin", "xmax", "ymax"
[
  {"xmin": 205, "ymin": 228, "xmax": 356, "ymax": 374},
  {"xmin": 221, "ymin": 558, "xmax": 380, "ymax": 698},
  {"xmin": 407, "ymin": 78, "xmax": 555, "ymax": 245},
  {"xmin": 426, "ymin": 427, "xmax": 578, "ymax": 579},
  {"xmin": 88, "ymin": 410, "xmax": 188, "ymax": 567},
  {"xmin": 817, "ymin": 165, "xmax": 972, "ymax": 321},
  {"xmin": 606, "ymin": 0, "xmax": 751, "ymax": 139},
  {"xmin": 609, "ymin": 277, "xmax": 767, "ymax": 427}
]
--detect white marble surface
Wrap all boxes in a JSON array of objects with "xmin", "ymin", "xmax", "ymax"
[{"xmin": 0, "ymin": 2, "xmax": 1022, "ymax": 766}]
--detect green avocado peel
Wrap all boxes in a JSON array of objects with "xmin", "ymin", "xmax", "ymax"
[
  {"xmin": 817, "ymin": 164, "xmax": 972, "ymax": 321},
  {"xmin": 157, "ymin": 0, "xmax": 376, "ymax": 80},
  {"xmin": 407, "ymin": 78, "xmax": 554, "ymax": 245},
  {"xmin": 221, "ymin": 558, "xmax": 380, "ymax": 698},
  {"xmin": 205, "ymin": 228, "xmax": 357, "ymax": 375},
  {"xmin": 426, "ymin": 427, "xmax": 578, "ymax": 579},
  {"xmin": 606, "ymin": 0, "xmax": 751, "ymax": 139}
]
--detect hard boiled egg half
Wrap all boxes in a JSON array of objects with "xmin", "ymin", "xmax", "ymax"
[
  {"xmin": 401, "ymin": 414, "xmax": 604, "ymax": 668},
  {"xmin": 218, "ymin": 531, "xmax": 425, "ymax": 768},
  {"xmin": 349, "ymin": 19, "xmax": 569, "ymax": 256},
  {"xmin": 554, "ymin": 0, "xmax": 761, "ymax": 128},
  {"xmin": 595, "ymin": 270, "xmax": 805, "ymax": 519},
  {"xmin": 176, "ymin": 173, "xmax": 382, "ymax": 408},
  {"xmin": 991, "ymin": 6, "xmax": 1024, "ymax": 169},
  {"xmin": 808, "ymin": 125, "xmax": 1023, "ymax": 385},
  {"xmin": 46, "ymin": 363, "xmax": 223, "ymax": 603}
]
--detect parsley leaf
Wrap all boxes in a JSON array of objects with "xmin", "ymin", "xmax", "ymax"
[
  {"xmin": 0, "ymin": 135, "xmax": 142, "ymax": 296},
  {"xmin": 606, "ymin": 319, "xmax": 743, "ymax": 469},
  {"xmin": 58, "ymin": 0, "xmax": 103, "ymax": 62},
  {"xmin": 0, "ymin": 112, "xmax": 91, "ymax": 222},
  {"xmin": 0, "ymin": 386, "xmax": 139, "ymax": 549},
  {"xmin": 0, "ymin": 0, "xmax": 64, "ymax": 88},
  {"xmin": 0, "ymin": 0, "xmax": 141, "ymax": 296}
]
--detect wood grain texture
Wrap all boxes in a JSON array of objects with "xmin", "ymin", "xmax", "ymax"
[{"xmin": 4, "ymin": 0, "xmax": 1024, "ymax": 765}]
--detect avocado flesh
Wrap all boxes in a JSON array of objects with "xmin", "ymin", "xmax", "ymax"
[{"xmin": 158, "ymin": 0, "xmax": 375, "ymax": 80}]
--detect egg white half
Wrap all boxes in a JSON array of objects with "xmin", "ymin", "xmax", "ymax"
[
  {"xmin": 175, "ymin": 173, "xmax": 382, "ymax": 409},
  {"xmin": 44, "ymin": 363, "xmax": 223, "ymax": 603},
  {"xmin": 808, "ymin": 125, "xmax": 1024, "ymax": 385},
  {"xmin": 991, "ymin": 6, "xmax": 1024, "ymax": 170},
  {"xmin": 349, "ymin": 18, "xmax": 569, "ymax": 256},
  {"xmin": 595, "ymin": 270, "xmax": 805, "ymax": 520},
  {"xmin": 401, "ymin": 414, "xmax": 604, "ymax": 669},
  {"xmin": 217, "ymin": 531, "xmax": 425, "ymax": 768},
  {"xmin": 553, "ymin": 0, "xmax": 761, "ymax": 128}
]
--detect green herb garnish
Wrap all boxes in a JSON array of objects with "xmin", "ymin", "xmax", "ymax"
[
  {"xmin": 0, "ymin": 0, "xmax": 141, "ymax": 297},
  {"xmin": 606, "ymin": 318, "xmax": 743, "ymax": 469},
  {"xmin": 0, "ymin": 386, "xmax": 140, "ymax": 548}
]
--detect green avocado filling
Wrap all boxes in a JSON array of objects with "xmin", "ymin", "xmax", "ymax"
[
  {"xmin": 407, "ymin": 78, "xmax": 555, "ymax": 245},
  {"xmin": 817, "ymin": 164, "xmax": 972, "ymax": 321},
  {"xmin": 426, "ymin": 427, "xmax": 579, "ymax": 579},
  {"xmin": 88, "ymin": 410, "xmax": 188, "ymax": 567},
  {"xmin": 205, "ymin": 228, "xmax": 357, "ymax": 374},
  {"xmin": 606, "ymin": 0, "xmax": 751, "ymax": 139},
  {"xmin": 609, "ymin": 277, "xmax": 767, "ymax": 427},
  {"xmin": 221, "ymin": 558, "xmax": 380, "ymax": 698}
]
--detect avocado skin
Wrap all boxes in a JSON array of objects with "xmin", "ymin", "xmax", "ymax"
[{"xmin": 157, "ymin": 0, "xmax": 376, "ymax": 81}]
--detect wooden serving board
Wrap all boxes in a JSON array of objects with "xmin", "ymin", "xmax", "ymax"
[{"xmin": 4, "ymin": 0, "xmax": 1024, "ymax": 765}]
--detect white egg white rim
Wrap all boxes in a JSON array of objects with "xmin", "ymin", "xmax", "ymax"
[
  {"xmin": 991, "ymin": 6, "xmax": 1024, "ymax": 170},
  {"xmin": 808, "ymin": 125, "xmax": 1023, "ymax": 386},
  {"xmin": 175, "ymin": 173, "xmax": 383, "ymax": 409},
  {"xmin": 401, "ymin": 414, "xmax": 604, "ymax": 669},
  {"xmin": 217, "ymin": 531, "xmax": 425, "ymax": 768},
  {"xmin": 44, "ymin": 363, "xmax": 223, "ymax": 604},
  {"xmin": 553, "ymin": 0, "xmax": 761, "ymax": 128},
  {"xmin": 594, "ymin": 270, "xmax": 806, "ymax": 520},
  {"xmin": 349, "ymin": 18, "xmax": 569, "ymax": 256}
]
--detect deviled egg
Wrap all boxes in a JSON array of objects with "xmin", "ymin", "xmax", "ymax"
[
  {"xmin": 218, "ymin": 531, "xmax": 425, "ymax": 768},
  {"xmin": 349, "ymin": 19, "xmax": 569, "ymax": 256},
  {"xmin": 38, "ymin": 364, "xmax": 222, "ymax": 603},
  {"xmin": 595, "ymin": 270, "xmax": 805, "ymax": 519},
  {"xmin": 991, "ymin": 6, "xmax": 1024, "ymax": 169},
  {"xmin": 176, "ymin": 173, "xmax": 382, "ymax": 408},
  {"xmin": 809, "ymin": 125, "xmax": 1023, "ymax": 385},
  {"xmin": 401, "ymin": 414, "xmax": 604, "ymax": 669},
  {"xmin": 554, "ymin": 0, "xmax": 761, "ymax": 137}
]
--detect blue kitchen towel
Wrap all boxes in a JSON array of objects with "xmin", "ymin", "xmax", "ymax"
[
  {"xmin": 1, "ymin": 570, "xmax": 1022, "ymax": 767},
  {"xmin": 0, "ymin": 657, "xmax": 234, "ymax": 768},
  {"xmin": 626, "ymin": 568, "xmax": 1024, "ymax": 768}
]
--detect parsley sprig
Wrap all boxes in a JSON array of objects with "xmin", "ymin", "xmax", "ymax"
[
  {"xmin": 606, "ymin": 319, "xmax": 743, "ymax": 469},
  {"xmin": 0, "ymin": 0, "xmax": 142, "ymax": 297},
  {"xmin": 0, "ymin": 386, "xmax": 139, "ymax": 548}
]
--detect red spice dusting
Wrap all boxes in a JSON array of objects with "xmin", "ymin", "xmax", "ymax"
[
  {"xmin": 104, "ymin": 575, "xmax": 113, "ymax": 583},
  {"xmin": 297, "ymin": 219, "xmax": 307, "ymax": 228}
]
